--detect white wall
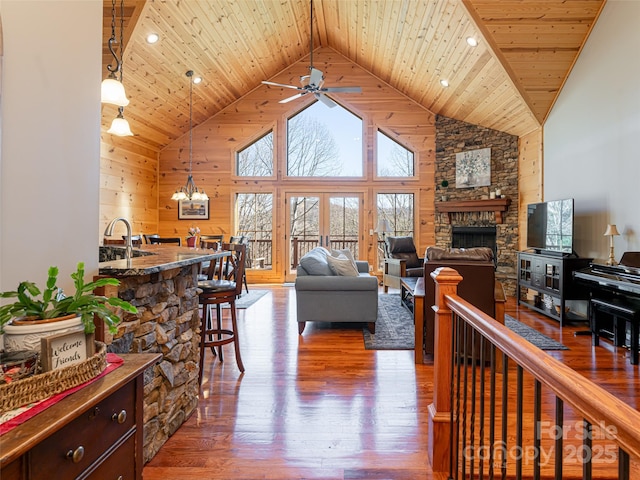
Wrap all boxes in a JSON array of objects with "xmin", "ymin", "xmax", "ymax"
[
  {"xmin": 544, "ymin": 0, "xmax": 640, "ymax": 263},
  {"xmin": 0, "ymin": 1, "xmax": 102, "ymax": 293}
]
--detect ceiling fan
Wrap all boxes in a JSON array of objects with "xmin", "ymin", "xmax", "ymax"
[{"xmin": 261, "ymin": 0, "xmax": 362, "ymax": 108}]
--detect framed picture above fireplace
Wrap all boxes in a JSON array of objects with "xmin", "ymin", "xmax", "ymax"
[{"xmin": 455, "ymin": 147, "xmax": 491, "ymax": 188}]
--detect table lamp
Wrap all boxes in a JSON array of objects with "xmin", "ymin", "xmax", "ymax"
[
  {"xmin": 604, "ymin": 224, "xmax": 620, "ymax": 266},
  {"xmin": 375, "ymin": 219, "xmax": 391, "ymax": 240}
]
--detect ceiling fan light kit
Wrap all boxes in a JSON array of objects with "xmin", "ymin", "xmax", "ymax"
[{"xmin": 261, "ymin": 0, "xmax": 361, "ymax": 108}]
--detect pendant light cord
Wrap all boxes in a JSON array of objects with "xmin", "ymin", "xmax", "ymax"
[{"xmin": 187, "ymin": 70, "xmax": 194, "ymax": 175}]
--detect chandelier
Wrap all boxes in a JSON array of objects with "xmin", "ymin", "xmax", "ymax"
[{"xmin": 172, "ymin": 71, "xmax": 208, "ymax": 201}]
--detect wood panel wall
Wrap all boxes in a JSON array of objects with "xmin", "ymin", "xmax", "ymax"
[
  {"xmin": 158, "ymin": 47, "xmax": 436, "ymax": 283},
  {"xmin": 99, "ymin": 133, "xmax": 159, "ymax": 240},
  {"xmin": 517, "ymin": 128, "xmax": 543, "ymax": 251}
]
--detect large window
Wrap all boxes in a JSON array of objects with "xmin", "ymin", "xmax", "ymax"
[
  {"xmin": 236, "ymin": 193, "xmax": 273, "ymax": 269},
  {"xmin": 376, "ymin": 130, "xmax": 414, "ymax": 177},
  {"xmin": 237, "ymin": 131, "xmax": 274, "ymax": 176},
  {"xmin": 287, "ymin": 101, "xmax": 363, "ymax": 177}
]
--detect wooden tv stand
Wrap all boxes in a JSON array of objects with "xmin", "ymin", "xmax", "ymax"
[{"xmin": 517, "ymin": 251, "xmax": 592, "ymax": 327}]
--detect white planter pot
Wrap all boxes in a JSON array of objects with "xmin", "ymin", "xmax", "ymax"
[{"xmin": 3, "ymin": 315, "xmax": 84, "ymax": 353}]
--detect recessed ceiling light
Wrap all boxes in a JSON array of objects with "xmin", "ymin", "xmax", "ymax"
[
  {"xmin": 193, "ymin": 76, "xmax": 203, "ymax": 85},
  {"xmin": 440, "ymin": 79, "xmax": 449, "ymax": 88},
  {"xmin": 466, "ymin": 36, "xmax": 478, "ymax": 47},
  {"xmin": 146, "ymin": 33, "xmax": 159, "ymax": 44}
]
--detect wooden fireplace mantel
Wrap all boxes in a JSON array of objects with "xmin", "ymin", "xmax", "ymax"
[{"xmin": 435, "ymin": 198, "xmax": 511, "ymax": 224}]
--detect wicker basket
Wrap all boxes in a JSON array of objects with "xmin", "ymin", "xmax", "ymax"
[{"xmin": 0, "ymin": 341, "xmax": 107, "ymax": 414}]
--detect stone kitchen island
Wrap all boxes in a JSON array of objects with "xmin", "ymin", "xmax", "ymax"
[{"xmin": 98, "ymin": 245, "xmax": 222, "ymax": 462}]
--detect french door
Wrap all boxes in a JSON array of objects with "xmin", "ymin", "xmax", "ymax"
[{"xmin": 285, "ymin": 192, "xmax": 362, "ymax": 281}]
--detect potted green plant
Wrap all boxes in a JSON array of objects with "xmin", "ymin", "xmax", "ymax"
[
  {"xmin": 438, "ymin": 180, "xmax": 449, "ymax": 201},
  {"xmin": 0, "ymin": 262, "xmax": 137, "ymax": 352}
]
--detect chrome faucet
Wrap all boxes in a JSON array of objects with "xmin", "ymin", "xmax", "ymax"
[{"xmin": 104, "ymin": 217, "xmax": 133, "ymax": 260}]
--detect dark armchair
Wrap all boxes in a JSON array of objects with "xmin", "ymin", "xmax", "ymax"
[{"xmin": 383, "ymin": 236, "xmax": 424, "ymax": 292}]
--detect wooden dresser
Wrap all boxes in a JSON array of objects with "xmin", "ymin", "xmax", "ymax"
[{"xmin": 0, "ymin": 353, "xmax": 160, "ymax": 480}]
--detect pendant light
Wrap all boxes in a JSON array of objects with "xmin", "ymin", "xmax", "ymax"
[
  {"xmin": 108, "ymin": 107, "xmax": 134, "ymax": 136},
  {"xmin": 106, "ymin": 0, "xmax": 133, "ymax": 136},
  {"xmin": 101, "ymin": 0, "xmax": 129, "ymax": 107},
  {"xmin": 172, "ymin": 71, "xmax": 208, "ymax": 201}
]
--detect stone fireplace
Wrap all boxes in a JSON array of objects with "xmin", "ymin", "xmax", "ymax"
[{"xmin": 435, "ymin": 115, "xmax": 519, "ymax": 296}]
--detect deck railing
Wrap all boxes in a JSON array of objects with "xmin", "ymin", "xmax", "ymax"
[
  {"xmin": 428, "ymin": 267, "xmax": 640, "ymax": 479},
  {"xmin": 245, "ymin": 238, "xmax": 382, "ymax": 270}
]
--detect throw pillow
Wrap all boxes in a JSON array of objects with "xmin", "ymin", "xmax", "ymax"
[
  {"xmin": 331, "ymin": 248, "xmax": 358, "ymax": 273},
  {"xmin": 326, "ymin": 254, "xmax": 359, "ymax": 276},
  {"xmin": 299, "ymin": 247, "xmax": 333, "ymax": 275}
]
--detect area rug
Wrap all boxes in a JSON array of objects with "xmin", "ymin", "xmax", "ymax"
[
  {"xmin": 363, "ymin": 294, "xmax": 414, "ymax": 350},
  {"xmin": 222, "ymin": 289, "xmax": 269, "ymax": 309},
  {"xmin": 505, "ymin": 315, "xmax": 569, "ymax": 350}
]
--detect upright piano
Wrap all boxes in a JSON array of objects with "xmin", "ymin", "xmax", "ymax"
[
  {"xmin": 574, "ymin": 252, "xmax": 640, "ymax": 299},
  {"xmin": 574, "ymin": 252, "xmax": 640, "ymax": 364}
]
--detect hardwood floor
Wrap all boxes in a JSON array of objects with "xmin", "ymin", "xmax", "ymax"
[{"xmin": 143, "ymin": 286, "xmax": 640, "ymax": 479}]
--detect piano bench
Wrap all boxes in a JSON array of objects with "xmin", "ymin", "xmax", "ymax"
[{"xmin": 590, "ymin": 297, "xmax": 640, "ymax": 365}]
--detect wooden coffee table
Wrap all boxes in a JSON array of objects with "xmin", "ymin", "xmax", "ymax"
[{"xmin": 400, "ymin": 276, "xmax": 425, "ymax": 364}]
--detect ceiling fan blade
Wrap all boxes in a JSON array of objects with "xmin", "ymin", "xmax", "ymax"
[
  {"xmin": 279, "ymin": 92, "xmax": 306, "ymax": 104},
  {"xmin": 309, "ymin": 68, "xmax": 324, "ymax": 87},
  {"xmin": 262, "ymin": 80, "xmax": 302, "ymax": 91},
  {"xmin": 322, "ymin": 86, "xmax": 362, "ymax": 93},
  {"xmin": 315, "ymin": 93, "xmax": 337, "ymax": 108}
]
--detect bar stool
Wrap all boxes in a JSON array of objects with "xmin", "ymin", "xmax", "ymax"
[
  {"xmin": 197, "ymin": 243, "xmax": 246, "ymax": 383},
  {"xmin": 591, "ymin": 297, "xmax": 640, "ymax": 365}
]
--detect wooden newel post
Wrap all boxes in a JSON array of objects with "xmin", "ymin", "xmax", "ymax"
[{"xmin": 428, "ymin": 266, "xmax": 462, "ymax": 473}]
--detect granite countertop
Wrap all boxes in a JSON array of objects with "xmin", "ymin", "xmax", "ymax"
[{"xmin": 98, "ymin": 245, "xmax": 223, "ymax": 276}]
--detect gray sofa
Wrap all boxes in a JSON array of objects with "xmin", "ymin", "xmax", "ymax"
[{"xmin": 295, "ymin": 247, "xmax": 378, "ymax": 334}]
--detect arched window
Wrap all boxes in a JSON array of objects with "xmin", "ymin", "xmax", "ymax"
[
  {"xmin": 287, "ymin": 101, "xmax": 363, "ymax": 177},
  {"xmin": 237, "ymin": 131, "xmax": 274, "ymax": 176},
  {"xmin": 376, "ymin": 130, "xmax": 415, "ymax": 177}
]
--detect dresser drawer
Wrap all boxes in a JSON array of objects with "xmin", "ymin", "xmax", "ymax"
[
  {"xmin": 29, "ymin": 380, "xmax": 135, "ymax": 479},
  {"xmin": 85, "ymin": 432, "xmax": 136, "ymax": 480}
]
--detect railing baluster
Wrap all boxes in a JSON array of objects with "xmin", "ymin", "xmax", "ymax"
[
  {"xmin": 533, "ymin": 380, "xmax": 541, "ymax": 480},
  {"xmin": 479, "ymin": 335, "xmax": 486, "ymax": 480},
  {"xmin": 583, "ymin": 419, "xmax": 592, "ymax": 480},
  {"xmin": 516, "ymin": 365, "xmax": 523, "ymax": 480},
  {"xmin": 470, "ymin": 329, "xmax": 477, "ymax": 479},
  {"xmin": 501, "ymin": 356, "xmax": 509, "ymax": 480},
  {"xmin": 462, "ymin": 323, "xmax": 469, "ymax": 479},
  {"xmin": 619, "ymin": 448, "xmax": 630, "ymax": 480},
  {"xmin": 489, "ymin": 345, "xmax": 496, "ymax": 480},
  {"xmin": 555, "ymin": 398, "xmax": 563, "ymax": 480}
]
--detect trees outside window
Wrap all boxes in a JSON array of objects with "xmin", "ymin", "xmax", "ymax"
[
  {"xmin": 376, "ymin": 130, "xmax": 414, "ymax": 177},
  {"xmin": 237, "ymin": 131, "xmax": 274, "ymax": 176},
  {"xmin": 236, "ymin": 193, "xmax": 273, "ymax": 269},
  {"xmin": 287, "ymin": 101, "xmax": 363, "ymax": 177}
]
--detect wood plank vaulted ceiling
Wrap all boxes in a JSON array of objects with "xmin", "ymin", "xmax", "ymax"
[{"xmin": 102, "ymin": 0, "xmax": 606, "ymax": 151}]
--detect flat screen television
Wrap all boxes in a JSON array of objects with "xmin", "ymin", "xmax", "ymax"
[{"xmin": 526, "ymin": 198, "xmax": 574, "ymax": 254}]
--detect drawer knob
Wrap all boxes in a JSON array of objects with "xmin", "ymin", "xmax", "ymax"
[
  {"xmin": 66, "ymin": 446, "xmax": 85, "ymax": 463},
  {"xmin": 112, "ymin": 409, "xmax": 127, "ymax": 424}
]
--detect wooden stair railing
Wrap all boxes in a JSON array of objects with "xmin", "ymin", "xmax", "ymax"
[{"xmin": 428, "ymin": 266, "xmax": 640, "ymax": 479}]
